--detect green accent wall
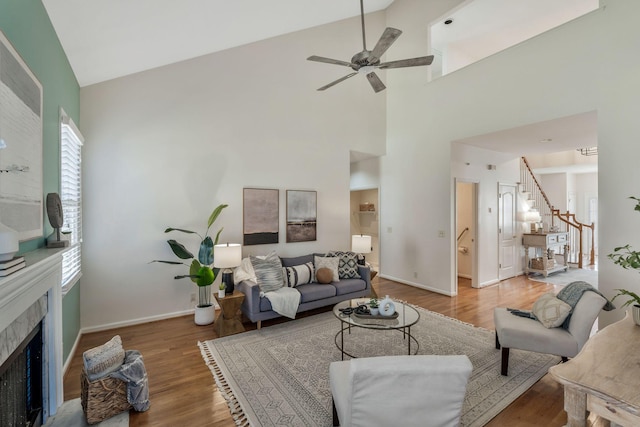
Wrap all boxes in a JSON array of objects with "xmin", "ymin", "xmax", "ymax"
[{"xmin": 1, "ymin": 0, "xmax": 81, "ymax": 362}]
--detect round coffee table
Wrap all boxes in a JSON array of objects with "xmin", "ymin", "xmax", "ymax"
[{"xmin": 333, "ymin": 298, "xmax": 420, "ymax": 360}]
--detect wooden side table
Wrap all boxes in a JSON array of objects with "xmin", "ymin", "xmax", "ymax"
[{"xmin": 214, "ymin": 292, "xmax": 245, "ymax": 337}]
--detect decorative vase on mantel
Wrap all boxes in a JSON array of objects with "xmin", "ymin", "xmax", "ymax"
[{"xmin": 633, "ymin": 305, "xmax": 640, "ymax": 326}]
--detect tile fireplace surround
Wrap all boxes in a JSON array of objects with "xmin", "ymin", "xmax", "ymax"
[{"xmin": 0, "ymin": 248, "xmax": 66, "ymax": 423}]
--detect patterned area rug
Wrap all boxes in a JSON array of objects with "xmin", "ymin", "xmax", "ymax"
[
  {"xmin": 199, "ymin": 307, "xmax": 559, "ymax": 427},
  {"xmin": 528, "ymin": 266, "xmax": 597, "ymax": 287}
]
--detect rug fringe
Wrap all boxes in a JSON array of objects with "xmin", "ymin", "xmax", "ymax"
[{"xmin": 198, "ymin": 340, "xmax": 250, "ymax": 425}]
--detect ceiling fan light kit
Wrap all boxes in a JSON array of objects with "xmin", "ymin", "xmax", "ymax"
[{"xmin": 308, "ymin": 0, "xmax": 434, "ymax": 93}]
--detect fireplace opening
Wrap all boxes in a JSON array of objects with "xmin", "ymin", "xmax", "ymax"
[{"xmin": 0, "ymin": 323, "xmax": 43, "ymax": 427}]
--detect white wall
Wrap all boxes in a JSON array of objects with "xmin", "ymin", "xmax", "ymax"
[
  {"xmin": 383, "ymin": 0, "xmax": 640, "ymax": 326},
  {"xmin": 79, "ymin": 14, "xmax": 387, "ymax": 329},
  {"xmin": 541, "ymin": 173, "xmax": 568, "ymax": 212}
]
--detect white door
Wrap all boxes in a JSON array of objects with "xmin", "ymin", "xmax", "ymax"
[{"xmin": 498, "ymin": 184, "xmax": 517, "ymax": 280}]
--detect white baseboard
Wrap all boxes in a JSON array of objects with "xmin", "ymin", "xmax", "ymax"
[
  {"xmin": 63, "ymin": 332, "xmax": 82, "ymax": 376},
  {"xmin": 478, "ymin": 278, "xmax": 500, "ymax": 288},
  {"xmin": 379, "ymin": 274, "xmax": 456, "ymax": 296},
  {"xmin": 81, "ymin": 309, "xmax": 195, "ymax": 334},
  {"xmin": 457, "ymin": 274, "xmax": 472, "ymax": 280}
]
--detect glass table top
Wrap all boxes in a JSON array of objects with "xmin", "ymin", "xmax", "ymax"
[{"xmin": 333, "ymin": 298, "xmax": 420, "ymax": 330}]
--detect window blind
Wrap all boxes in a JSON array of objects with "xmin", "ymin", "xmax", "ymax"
[{"xmin": 60, "ymin": 116, "xmax": 83, "ymax": 288}]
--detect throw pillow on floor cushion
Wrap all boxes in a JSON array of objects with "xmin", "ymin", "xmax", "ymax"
[
  {"xmin": 532, "ymin": 293, "xmax": 572, "ymax": 328},
  {"xmin": 83, "ymin": 335, "xmax": 125, "ymax": 381},
  {"xmin": 316, "ymin": 267, "xmax": 334, "ymax": 284},
  {"xmin": 328, "ymin": 250, "xmax": 361, "ymax": 279},
  {"xmin": 283, "ymin": 262, "xmax": 315, "ymax": 287},
  {"xmin": 251, "ymin": 255, "xmax": 284, "ymax": 293},
  {"xmin": 314, "ymin": 256, "xmax": 340, "ymax": 282}
]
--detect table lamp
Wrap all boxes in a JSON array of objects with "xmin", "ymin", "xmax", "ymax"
[
  {"xmin": 214, "ymin": 243, "xmax": 242, "ymax": 294},
  {"xmin": 351, "ymin": 234, "xmax": 372, "ymax": 265},
  {"xmin": 525, "ymin": 210, "xmax": 542, "ymax": 233}
]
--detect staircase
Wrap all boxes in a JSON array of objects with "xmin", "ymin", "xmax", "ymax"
[{"xmin": 519, "ymin": 157, "xmax": 595, "ymax": 268}]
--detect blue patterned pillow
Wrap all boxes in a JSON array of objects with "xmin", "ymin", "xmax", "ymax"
[
  {"xmin": 328, "ymin": 251, "xmax": 361, "ymax": 279},
  {"xmin": 283, "ymin": 262, "xmax": 314, "ymax": 287},
  {"xmin": 250, "ymin": 256, "xmax": 284, "ymax": 293}
]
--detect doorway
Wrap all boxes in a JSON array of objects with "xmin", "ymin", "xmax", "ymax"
[
  {"xmin": 456, "ymin": 181, "xmax": 478, "ymax": 289},
  {"xmin": 350, "ymin": 189, "xmax": 379, "ymax": 271}
]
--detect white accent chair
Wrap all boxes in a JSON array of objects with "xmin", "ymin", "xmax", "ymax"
[
  {"xmin": 494, "ymin": 291, "xmax": 607, "ymax": 376},
  {"xmin": 329, "ymin": 355, "xmax": 472, "ymax": 427}
]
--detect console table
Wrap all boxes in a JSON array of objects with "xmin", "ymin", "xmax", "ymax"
[
  {"xmin": 549, "ymin": 313, "xmax": 640, "ymax": 426},
  {"xmin": 523, "ymin": 232, "xmax": 569, "ymax": 277}
]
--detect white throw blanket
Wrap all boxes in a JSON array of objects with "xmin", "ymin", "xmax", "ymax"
[{"xmin": 263, "ymin": 287, "xmax": 301, "ymax": 319}]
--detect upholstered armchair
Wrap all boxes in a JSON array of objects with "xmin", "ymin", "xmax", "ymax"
[
  {"xmin": 329, "ymin": 355, "xmax": 472, "ymax": 427},
  {"xmin": 494, "ymin": 290, "xmax": 607, "ymax": 376}
]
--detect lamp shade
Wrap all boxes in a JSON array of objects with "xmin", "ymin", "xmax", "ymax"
[
  {"xmin": 351, "ymin": 235, "xmax": 372, "ymax": 254},
  {"xmin": 213, "ymin": 243, "xmax": 242, "ymax": 268},
  {"xmin": 524, "ymin": 211, "xmax": 541, "ymax": 223}
]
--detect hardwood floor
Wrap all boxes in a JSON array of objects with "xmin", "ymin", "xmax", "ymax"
[{"xmin": 63, "ymin": 274, "xmax": 605, "ymax": 426}]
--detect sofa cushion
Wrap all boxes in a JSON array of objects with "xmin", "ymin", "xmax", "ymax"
[
  {"xmin": 250, "ymin": 256, "xmax": 284, "ymax": 293},
  {"xmin": 314, "ymin": 255, "xmax": 339, "ymax": 282},
  {"xmin": 280, "ymin": 254, "xmax": 314, "ymax": 267},
  {"xmin": 334, "ymin": 278, "xmax": 367, "ymax": 296},
  {"xmin": 328, "ymin": 251, "xmax": 361, "ymax": 279},
  {"xmin": 283, "ymin": 262, "xmax": 314, "ymax": 287},
  {"xmin": 297, "ymin": 283, "xmax": 337, "ymax": 303}
]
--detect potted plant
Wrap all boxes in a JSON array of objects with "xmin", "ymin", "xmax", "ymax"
[
  {"xmin": 152, "ymin": 203, "xmax": 228, "ymax": 325},
  {"xmin": 369, "ymin": 298, "xmax": 379, "ymax": 316},
  {"xmin": 218, "ymin": 282, "xmax": 226, "ymax": 299},
  {"xmin": 608, "ymin": 196, "xmax": 640, "ymax": 326},
  {"xmin": 611, "ymin": 289, "xmax": 640, "ymax": 326}
]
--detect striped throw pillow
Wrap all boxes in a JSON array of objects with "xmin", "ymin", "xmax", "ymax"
[
  {"xmin": 250, "ymin": 256, "xmax": 284, "ymax": 293},
  {"xmin": 283, "ymin": 262, "xmax": 314, "ymax": 287}
]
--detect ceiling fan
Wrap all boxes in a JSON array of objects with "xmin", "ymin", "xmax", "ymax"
[{"xmin": 307, "ymin": 0, "xmax": 434, "ymax": 93}]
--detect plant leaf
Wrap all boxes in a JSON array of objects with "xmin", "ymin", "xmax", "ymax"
[
  {"xmin": 206, "ymin": 204, "xmax": 228, "ymax": 234},
  {"xmin": 167, "ymin": 240, "xmax": 194, "ymax": 259},
  {"xmin": 189, "ymin": 259, "xmax": 201, "ymax": 284},
  {"xmin": 198, "ymin": 236, "xmax": 214, "ymax": 265},
  {"xmin": 213, "ymin": 228, "xmax": 223, "ymax": 246},
  {"xmin": 149, "ymin": 260, "xmax": 185, "ymax": 265},
  {"xmin": 165, "ymin": 227, "xmax": 197, "ymax": 234}
]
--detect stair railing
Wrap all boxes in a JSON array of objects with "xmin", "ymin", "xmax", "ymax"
[{"xmin": 520, "ymin": 157, "xmax": 595, "ymax": 268}]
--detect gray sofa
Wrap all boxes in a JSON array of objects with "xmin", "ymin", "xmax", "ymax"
[{"xmin": 237, "ymin": 253, "xmax": 371, "ymax": 329}]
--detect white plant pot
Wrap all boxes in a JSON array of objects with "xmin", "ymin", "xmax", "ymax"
[
  {"xmin": 370, "ymin": 307, "xmax": 379, "ymax": 316},
  {"xmin": 633, "ymin": 305, "xmax": 640, "ymax": 326},
  {"xmin": 194, "ymin": 304, "xmax": 215, "ymax": 325},
  {"xmin": 218, "ymin": 289, "xmax": 225, "ymax": 299}
]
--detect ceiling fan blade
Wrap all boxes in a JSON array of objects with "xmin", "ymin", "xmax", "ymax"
[
  {"xmin": 368, "ymin": 27, "xmax": 403, "ymax": 64},
  {"xmin": 317, "ymin": 72, "xmax": 358, "ymax": 91},
  {"xmin": 366, "ymin": 72, "xmax": 386, "ymax": 93},
  {"xmin": 307, "ymin": 55, "xmax": 353, "ymax": 67},
  {"xmin": 378, "ymin": 55, "xmax": 434, "ymax": 69}
]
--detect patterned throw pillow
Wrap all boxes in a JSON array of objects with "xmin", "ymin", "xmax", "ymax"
[
  {"xmin": 283, "ymin": 262, "xmax": 314, "ymax": 287},
  {"xmin": 314, "ymin": 256, "xmax": 340, "ymax": 282},
  {"xmin": 532, "ymin": 293, "xmax": 572, "ymax": 328},
  {"xmin": 235, "ymin": 251, "xmax": 279, "ymax": 284},
  {"xmin": 328, "ymin": 251, "xmax": 361, "ymax": 279},
  {"xmin": 83, "ymin": 335, "xmax": 125, "ymax": 381},
  {"xmin": 250, "ymin": 255, "xmax": 284, "ymax": 293}
]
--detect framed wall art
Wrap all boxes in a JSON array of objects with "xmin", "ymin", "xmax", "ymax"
[
  {"xmin": 243, "ymin": 188, "xmax": 279, "ymax": 245},
  {"xmin": 286, "ymin": 190, "xmax": 317, "ymax": 243},
  {"xmin": 0, "ymin": 30, "xmax": 44, "ymax": 241}
]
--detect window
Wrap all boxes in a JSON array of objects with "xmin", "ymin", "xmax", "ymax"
[{"xmin": 60, "ymin": 110, "xmax": 83, "ymax": 289}]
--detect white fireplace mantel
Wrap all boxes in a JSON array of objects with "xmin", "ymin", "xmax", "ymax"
[{"xmin": 0, "ymin": 247, "xmax": 66, "ymax": 420}]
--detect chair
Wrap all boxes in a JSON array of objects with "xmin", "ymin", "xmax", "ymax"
[
  {"xmin": 494, "ymin": 291, "xmax": 606, "ymax": 376},
  {"xmin": 329, "ymin": 355, "xmax": 472, "ymax": 427}
]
